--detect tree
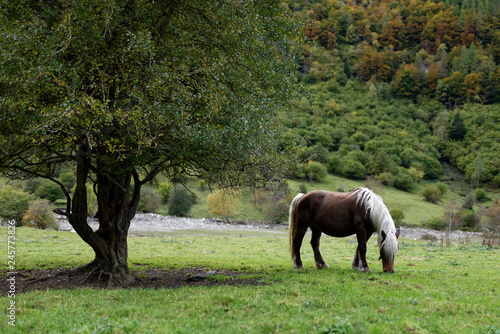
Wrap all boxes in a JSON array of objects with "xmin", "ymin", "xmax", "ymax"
[
  {"xmin": 448, "ymin": 113, "xmax": 467, "ymax": 141},
  {"xmin": 392, "ymin": 64, "xmax": 421, "ymax": 101},
  {"xmin": 0, "ymin": 1, "xmax": 302, "ymax": 283},
  {"xmin": 472, "ymin": 152, "xmax": 485, "ymax": 188}
]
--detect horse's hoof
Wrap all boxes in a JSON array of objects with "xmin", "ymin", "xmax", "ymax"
[
  {"xmin": 359, "ymin": 267, "xmax": 372, "ymax": 272},
  {"xmin": 293, "ymin": 264, "xmax": 305, "ymax": 270},
  {"xmin": 315, "ymin": 262, "xmax": 330, "ymax": 269}
]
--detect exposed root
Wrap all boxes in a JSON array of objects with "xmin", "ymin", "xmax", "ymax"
[
  {"xmin": 26, "ymin": 275, "xmax": 53, "ymax": 285},
  {"xmin": 79, "ymin": 267, "xmax": 99, "ymax": 284},
  {"xmin": 56, "ymin": 262, "xmax": 96, "ymax": 277}
]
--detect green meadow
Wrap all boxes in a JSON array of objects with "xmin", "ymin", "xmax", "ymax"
[{"xmin": 1, "ymin": 225, "xmax": 499, "ymax": 333}]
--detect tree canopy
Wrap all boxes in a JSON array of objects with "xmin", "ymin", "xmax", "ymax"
[{"xmin": 0, "ymin": 0, "xmax": 303, "ymax": 281}]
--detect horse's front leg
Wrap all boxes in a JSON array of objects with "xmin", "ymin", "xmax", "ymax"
[
  {"xmin": 310, "ymin": 227, "xmax": 329, "ymax": 269},
  {"xmin": 352, "ymin": 231, "xmax": 372, "ymax": 272}
]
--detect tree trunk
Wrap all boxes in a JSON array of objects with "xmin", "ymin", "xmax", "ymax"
[{"xmin": 56, "ymin": 144, "xmax": 141, "ymax": 285}]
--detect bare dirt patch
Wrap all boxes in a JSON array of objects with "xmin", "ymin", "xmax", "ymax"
[{"xmin": 0, "ymin": 267, "xmax": 264, "ymax": 296}]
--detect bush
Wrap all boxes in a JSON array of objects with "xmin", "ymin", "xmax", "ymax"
[
  {"xmin": 326, "ymin": 154, "xmax": 342, "ymax": 174},
  {"xmin": 458, "ymin": 209, "xmax": 478, "ymax": 230},
  {"xmin": 486, "ymin": 200, "xmax": 500, "ymax": 232},
  {"xmin": 375, "ymin": 172, "xmax": 394, "ymax": 185},
  {"xmin": 493, "ymin": 174, "xmax": 500, "ymax": 187},
  {"xmin": 306, "ymin": 145, "xmax": 329, "ymax": 163},
  {"xmin": 0, "ymin": 184, "xmax": 35, "ymax": 223},
  {"xmin": 422, "ymin": 216, "xmax": 447, "ymax": 230},
  {"xmin": 34, "ymin": 181, "xmax": 65, "ymax": 202},
  {"xmin": 303, "ymin": 161, "xmax": 328, "ymax": 182},
  {"xmin": 156, "ymin": 180, "xmax": 173, "ymax": 203},
  {"xmin": 264, "ymin": 199, "xmax": 290, "ymax": 224},
  {"xmin": 462, "ymin": 193, "xmax": 475, "ymax": 209},
  {"xmin": 437, "ymin": 183, "xmax": 448, "ymax": 196},
  {"xmin": 168, "ymin": 187, "xmax": 194, "ymax": 217},
  {"xmin": 393, "ymin": 170, "xmax": 414, "ymax": 191},
  {"xmin": 207, "ymin": 189, "xmax": 241, "ymax": 222},
  {"xmin": 138, "ymin": 188, "xmax": 162, "ymax": 213},
  {"xmin": 21, "ymin": 199, "xmax": 58, "ymax": 229},
  {"xmin": 341, "ymin": 159, "xmax": 366, "ymax": 179},
  {"xmin": 475, "ymin": 188, "xmax": 487, "ymax": 202},
  {"xmin": 390, "ymin": 208, "xmax": 405, "ymax": 225},
  {"xmin": 421, "ymin": 185, "xmax": 442, "ymax": 204}
]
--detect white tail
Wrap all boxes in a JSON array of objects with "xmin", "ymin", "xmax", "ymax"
[{"xmin": 289, "ymin": 193, "xmax": 305, "ymax": 261}]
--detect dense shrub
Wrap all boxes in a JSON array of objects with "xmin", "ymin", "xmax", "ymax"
[
  {"xmin": 437, "ymin": 183, "xmax": 448, "ymax": 196},
  {"xmin": 306, "ymin": 144, "xmax": 329, "ymax": 163},
  {"xmin": 458, "ymin": 209, "xmax": 478, "ymax": 230},
  {"xmin": 390, "ymin": 208, "xmax": 405, "ymax": 225},
  {"xmin": 486, "ymin": 200, "xmax": 500, "ymax": 232},
  {"xmin": 474, "ymin": 188, "xmax": 487, "ymax": 202},
  {"xmin": 393, "ymin": 171, "xmax": 414, "ymax": 191},
  {"xmin": 462, "ymin": 193, "xmax": 475, "ymax": 209},
  {"xmin": 34, "ymin": 181, "xmax": 65, "ymax": 202},
  {"xmin": 168, "ymin": 187, "xmax": 195, "ymax": 217},
  {"xmin": 0, "ymin": 184, "xmax": 35, "ymax": 223},
  {"xmin": 138, "ymin": 188, "xmax": 162, "ymax": 213},
  {"xmin": 421, "ymin": 185, "xmax": 442, "ymax": 203},
  {"xmin": 264, "ymin": 199, "xmax": 290, "ymax": 224},
  {"xmin": 341, "ymin": 159, "xmax": 366, "ymax": 179},
  {"xmin": 303, "ymin": 161, "xmax": 328, "ymax": 182},
  {"xmin": 156, "ymin": 181, "xmax": 173, "ymax": 203},
  {"xmin": 207, "ymin": 189, "xmax": 241, "ymax": 222},
  {"xmin": 21, "ymin": 199, "xmax": 58, "ymax": 229},
  {"xmin": 421, "ymin": 216, "xmax": 447, "ymax": 230},
  {"xmin": 375, "ymin": 172, "xmax": 394, "ymax": 185},
  {"xmin": 326, "ymin": 154, "xmax": 342, "ymax": 174}
]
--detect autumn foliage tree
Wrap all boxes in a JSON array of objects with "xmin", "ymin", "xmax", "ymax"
[{"xmin": 0, "ymin": 0, "xmax": 302, "ymax": 283}]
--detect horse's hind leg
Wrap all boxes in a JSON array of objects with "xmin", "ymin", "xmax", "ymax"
[
  {"xmin": 292, "ymin": 226, "xmax": 308, "ymax": 269},
  {"xmin": 311, "ymin": 227, "xmax": 329, "ymax": 269}
]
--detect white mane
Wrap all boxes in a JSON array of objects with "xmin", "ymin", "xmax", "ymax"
[{"xmin": 352, "ymin": 188, "xmax": 398, "ymax": 260}]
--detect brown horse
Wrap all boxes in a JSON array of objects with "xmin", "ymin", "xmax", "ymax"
[{"xmin": 289, "ymin": 187, "xmax": 400, "ymax": 273}]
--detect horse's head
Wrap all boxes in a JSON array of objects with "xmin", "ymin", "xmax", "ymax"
[{"xmin": 379, "ymin": 228, "xmax": 400, "ymax": 273}]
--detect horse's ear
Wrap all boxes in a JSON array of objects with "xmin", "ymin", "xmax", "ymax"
[{"xmin": 396, "ymin": 227, "xmax": 401, "ymax": 239}]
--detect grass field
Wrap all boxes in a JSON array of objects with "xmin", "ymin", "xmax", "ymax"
[{"xmin": 1, "ymin": 225, "xmax": 499, "ymax": 333}]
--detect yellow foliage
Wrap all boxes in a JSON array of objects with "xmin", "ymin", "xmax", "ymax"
[{"xmin": 207, "ymin": 189, "xmax": 241, "ymax": 220}]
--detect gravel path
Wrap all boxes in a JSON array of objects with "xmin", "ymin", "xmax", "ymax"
[{"xmin": 57, "ymin": 213, "xmax": 483, "ymax": 241}]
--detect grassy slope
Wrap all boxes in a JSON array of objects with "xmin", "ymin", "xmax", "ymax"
[{"xmin": 1, "ymin": 226, "xmax": 499, "ymax": 333}]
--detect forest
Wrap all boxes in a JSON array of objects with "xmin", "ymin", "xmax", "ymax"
[{"xmin": 286, "ymin": 0, "xmax": 500, "ymax": 190}]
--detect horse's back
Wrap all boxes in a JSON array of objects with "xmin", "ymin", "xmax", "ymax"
[{"xmin": 297, "ymin": 190, "xmax": 361, "ymax": 237}]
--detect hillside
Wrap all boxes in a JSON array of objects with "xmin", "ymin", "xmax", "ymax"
[{"xmin": 286, "ymin": 0, "xmax": 500, "ymax": 190}]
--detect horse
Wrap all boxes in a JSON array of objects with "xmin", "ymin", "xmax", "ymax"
[{"xmin": 288, "ymin": 187, "xmax": 400, "ymax": 273}]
